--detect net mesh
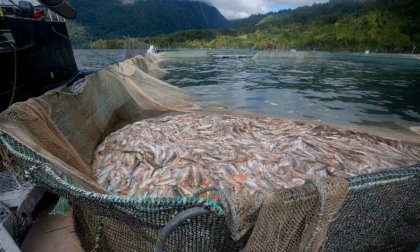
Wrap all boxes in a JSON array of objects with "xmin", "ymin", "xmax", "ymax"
[
  {"xmin": 323, "ymin": 167, "xmax": 420, "ymax": 251},
  {"xmin": 0, "ymin": 55, "xmax": 418, "ymax": 251}
]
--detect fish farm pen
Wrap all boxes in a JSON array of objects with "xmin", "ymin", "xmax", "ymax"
[{"xmin": 0, "ymin": 55, "xmax": 419, "ymax": 251}]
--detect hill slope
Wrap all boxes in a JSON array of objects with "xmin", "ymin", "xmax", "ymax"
[
  {"xmin": 67, "ymin": 0, "xmax": 228, "ymax": 47},
  {"xmin": 101, "ymin": 0, "xmax": 419, "ymax": 53}
]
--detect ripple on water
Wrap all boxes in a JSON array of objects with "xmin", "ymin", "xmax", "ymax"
[{"xmin": 73, "ymin": 49, "xmax": 420, "ymax": 137}]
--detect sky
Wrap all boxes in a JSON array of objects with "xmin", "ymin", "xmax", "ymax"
[
  {"xmin": 198, "ymin": 0, "xmax": 329, "ymax": 19},
  {"xmin": 23, "ymin": 0, "xmax": 330, "ymax": 20}
]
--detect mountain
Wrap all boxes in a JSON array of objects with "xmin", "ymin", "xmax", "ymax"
[
  {"xmin": 93, "ymin": 0, "xmax": 419, "ymax": 53},
  {"xmin": 239, "ymin": 0, "xmax": 420, "ymax": 52},
  {"xmin": 67, "ymin": 0, "xmax": 228, "ymax": 47}
]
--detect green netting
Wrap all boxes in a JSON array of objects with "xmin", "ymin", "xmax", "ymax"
[
  {"xmin": 2, "ymin": 134, "xmax": 249, "ymax": 251},
  {"xmin": 323, "ymin": 166, "xmax": 420, "ymax": 251},
  {"xmin": 0, "ymin": 55, "xmax": 418, "ymax": 251},
  {"xmin": 3, "ymin": 133, "xmax": 419, "ymax": 251}
]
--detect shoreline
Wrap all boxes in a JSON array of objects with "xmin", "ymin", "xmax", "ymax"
[{"xmin": 73, "ymin": 47, "xmax": 420, "ymax": 56}]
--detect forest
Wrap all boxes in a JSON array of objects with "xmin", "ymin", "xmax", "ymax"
[
  {"xmin": 74, "ymin": 0, "xmax": 420, "ymax": 53},
  {"xmin": 67, "ymin": 0, "xmax": 228, "ymax": 48}
]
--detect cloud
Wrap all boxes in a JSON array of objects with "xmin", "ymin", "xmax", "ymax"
[
  {"xmin": 25, "ymin": 0, "xmax": 329, "ymax": 20},
  {"xmin": 199, "ymin": 0, "xmax": 329, "ymax": 19}
]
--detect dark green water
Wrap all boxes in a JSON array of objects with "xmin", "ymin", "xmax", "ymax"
[
  {"xmin": 159, "ymin": 50, "xmax": 420, "ymax": 134},
  {"xmin": 73, "ymin": 49, "xmax": 420, "ymax": 135}
]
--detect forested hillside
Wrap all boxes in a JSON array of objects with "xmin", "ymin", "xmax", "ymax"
[
  {"xmin": 67, "ymin": 0, "xmax": 228, "ymax": 47},
  {"xmin": 90, "ymin": 0, "xmax": 419, "ymax": 53}
]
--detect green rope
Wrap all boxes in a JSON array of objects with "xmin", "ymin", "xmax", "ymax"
[
  {"xmin": 49, "ymin": 177, "xmax": 77, "ymax": 216},
  {"xmin": 49, "ymin": 196, "xmax": 69, "ymax": 216}
]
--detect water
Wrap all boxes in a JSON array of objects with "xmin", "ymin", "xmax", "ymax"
[
  {"xmin": 74, "ymin": 49, "xmax": 420, "ymax": 137},
  {"xmin": 73, "ymin": 49, "xmax": 126, "ymax": 72}
]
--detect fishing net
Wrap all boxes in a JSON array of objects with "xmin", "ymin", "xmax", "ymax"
[
  {"xmin": 144, "ymin": 50, "xmax": 212, "ymax": 65},
  {"xmin": 252, "ymin": 51, "xmax": 309, "ymax": 60},
  {"xmin": 0, "ymin": 55, "xmax": 419, "ymax": 251},
  {"xmin": 125, "ymin": 38, "xmax": 151, "ymax": 59}
]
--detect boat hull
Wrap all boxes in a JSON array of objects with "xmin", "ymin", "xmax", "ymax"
[{"xmin": 0, "ymin": 17, "xmax": 78, "ymax": 110}]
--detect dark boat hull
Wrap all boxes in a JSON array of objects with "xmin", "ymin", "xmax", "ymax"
[{"xmin": 0, "ymin": 16, "xmax": 78, "ymax": 110}]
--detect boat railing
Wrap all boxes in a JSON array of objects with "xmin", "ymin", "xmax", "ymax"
[
  {"xmin": 45, "ymin": 8, "xmax": 65, "ymax": 22},
  {"xmin": 0, "ymin": 3, "xmax": 65, "ymax": 22}
]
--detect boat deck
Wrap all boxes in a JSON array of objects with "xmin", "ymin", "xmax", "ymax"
[{"xmin": 21, "ymin": 205, "xmax": 83, "ymax": 252}]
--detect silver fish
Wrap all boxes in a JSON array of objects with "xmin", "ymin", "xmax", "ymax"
[{"xmin": 91, "ymin": 113, "xmax": 420, "ymax": 200}]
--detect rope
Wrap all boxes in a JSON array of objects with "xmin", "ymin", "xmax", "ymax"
[
  {"xmin": 90, "ymin": 50, "xmax": 121, "ymax": 65},
  {"xmin": 51, "ymin": 26, "xmax": 121, "ymax": 70},
  {"xmin": 154, "ymin": 207, "xmax": 210, "ymax": 252},
  {"xmin": 6, "ymin": 0, "xmax": 18, "ymax": 7},
  {"xmin": 51, "ymin": 26, "xmax": 70, "ymax": 40},
  {"xmin": 63, "ymin": 71, "xmax": 82, "ymax": 87},
  {"xmin": 193, "ymin": 187, "xmax": 240, "ymax": 239},
  {"xmin": 8, "ymin": 43, "xmax": 17, "ymax": 108}
]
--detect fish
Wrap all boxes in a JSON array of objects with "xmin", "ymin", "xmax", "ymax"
[{"xmin": 91, "ymin": 113, "xmax": 420, "ymax": 200}]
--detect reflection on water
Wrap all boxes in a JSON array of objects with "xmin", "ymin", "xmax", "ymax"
[
  {"xmin": 159, "ymin": 50, "xmax": 420, "ymax": 134},
  {"xmin": 73, "ymin": 49, "xmax": 420, "ymax": 135}
]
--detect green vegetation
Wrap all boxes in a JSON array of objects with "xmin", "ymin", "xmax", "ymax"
[
  {"xmin": 67, "ymin": 0, "xmax": 228, "ymax": 48},
  {"xmin": 78, "ymin": 0, "xmax": 420, "ymax": 53}
]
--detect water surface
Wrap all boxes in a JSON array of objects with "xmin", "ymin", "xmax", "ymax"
[
  {"xmin": 74, "ymin": 49, "xmax": 420, "ymax": 138},
  {"xmin": 160, "ymin": 50, "xmax": 420, "ymax": 134}
]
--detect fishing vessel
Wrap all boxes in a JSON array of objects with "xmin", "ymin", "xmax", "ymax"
[
  {"xmin": 0, "ymin": 1, "xmax": 84, "ymax": 250},
  {"xmin": 0, "ymin": 0, "xmax": 80, "ymax": 111}
]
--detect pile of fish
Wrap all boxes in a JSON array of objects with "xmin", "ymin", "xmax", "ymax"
[{"xmin": 92, "ymin": 113, "xmax": 420, "ymax": 198}]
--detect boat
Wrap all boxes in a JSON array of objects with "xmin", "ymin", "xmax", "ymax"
[
  {"xmin": 290, "ymin": 43, "xmax": 297, "ymax": 52},
  {"xmin": 0, "ymin": 1, "xmax": 85, "ymax": 250},
  {"xmin": 0, "ymin": 0, "xmax": 82, "ymax": 111}
]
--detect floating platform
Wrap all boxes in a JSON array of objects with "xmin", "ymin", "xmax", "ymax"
[{"xmin": 211, "ymin": 54, "xmax": 254, "ymax": 59}]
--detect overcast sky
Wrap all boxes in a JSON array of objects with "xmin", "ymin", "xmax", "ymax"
[
  {"xmin": 199, "ymin": 0, "xmax": 329, "ymax": 19},
  {"xmin": 23, "ymin": 0, "xmax": 330, "ymax": 20}
]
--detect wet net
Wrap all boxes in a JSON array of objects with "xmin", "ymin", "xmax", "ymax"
[{"xmin": 0, "ymin": 55, "xmax": 419, "ymax": 251}]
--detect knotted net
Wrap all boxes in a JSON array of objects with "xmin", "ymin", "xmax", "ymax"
[{"xmin": 0, "ymin": 55, "xmax": 418, "ymax": 251}]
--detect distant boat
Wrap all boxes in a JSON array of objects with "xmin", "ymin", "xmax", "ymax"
[
  {"xmin": 265, "ymin": 42, "xmax": 274, "ymax": 51},
  {"xmin": 365, "ymin": 50, "xmax": 370, "ymax": 55},
  {"xmin": 290, "ymin": 43, "xmax": 297, "ymax": 52}
]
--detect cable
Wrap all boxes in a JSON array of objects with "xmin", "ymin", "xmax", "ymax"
[
  {"xmin": 154, "ymin": 207, "xmax": 210, "ymax": 252},
  {"xmin": 90, "ymin": 49, "xmax": 121, "ymax": 65},
  {"xmin": 8, "ymin": 42, "xmax": 17, "ymax": 108},
  {"xmin": 6, "ymin": 0, "xmax": 18, "ymax": 7},
  {"xmin": 51, "ymin": 26, "xmax": 70, "ymax": 40},
  {"xmin": 64, "ymin": 71, "xmax": 81, "ymax": 86}
]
